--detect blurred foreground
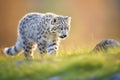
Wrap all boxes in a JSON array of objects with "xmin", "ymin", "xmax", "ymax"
[{"xmin": 0, "ymin": 48, "xmax": 120, "ymax": 80}]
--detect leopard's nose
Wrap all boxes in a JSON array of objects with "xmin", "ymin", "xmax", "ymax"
[
  {"xmin": 63, "ymin": 35, "xmax": 67, "ymax": 37},
  {"xmin": 59, "ymin": 35, "xmax": 67, "ymax": 38}
]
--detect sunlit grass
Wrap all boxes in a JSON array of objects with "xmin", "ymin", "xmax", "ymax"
[{"xmin": 0, "ymin": 48, "xmax": 120, "ymax": 80}]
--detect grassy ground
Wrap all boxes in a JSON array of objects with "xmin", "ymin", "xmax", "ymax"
[{"xmin": 0, "ymin": 48, "xmax": 120, "ymax": 80}]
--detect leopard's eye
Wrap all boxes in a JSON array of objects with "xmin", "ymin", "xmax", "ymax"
[
  {"xmin": 51, "ymin": 18, "xmax": 57, "ymax": 25},
  {"xmin": 61, "ymin": 28, "xmax": 63, "ymax": 30},
  {"xmin": 53, "ymin": 18, "xmax": 57, "ymax": 23}
]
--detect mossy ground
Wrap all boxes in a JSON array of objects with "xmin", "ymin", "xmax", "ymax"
[{"xmin": 0, "ymin": 48, "xmax": 120, "ymax": 80}]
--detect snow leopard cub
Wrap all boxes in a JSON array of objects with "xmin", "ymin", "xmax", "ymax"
[
  {"xmin": 93, "ymin": 39, "xmax": 120, "ymax": 52},
  {"xmin": 4, "ymin": 12, "xmax": 71, "ymax": 59}
]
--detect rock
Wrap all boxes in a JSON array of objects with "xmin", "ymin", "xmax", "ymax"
[
  {"xmin": 108, "ymin": 73, "xmax": 120, "ymax": 80},
  {"xmin": 47, "ymin": 76, "xmax": 60, "ymax": 80}
]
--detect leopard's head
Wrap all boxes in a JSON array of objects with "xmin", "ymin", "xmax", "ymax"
[{"xmin": 49, "ymin": 15, "xmax": 71, "ymax": 39}]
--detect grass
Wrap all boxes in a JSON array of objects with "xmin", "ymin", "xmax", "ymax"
[{"xmin": 0, "ymin": 48, "xmax": 120, "ymax": 80}]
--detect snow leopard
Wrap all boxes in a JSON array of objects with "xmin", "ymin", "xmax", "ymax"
[
  {"xmin": 4, "ymin": 12, "xmax": 71, "ymax": 59},
  {"xmin": 93, "ymin": 39, "xmax": 120, "ymax": 52}
]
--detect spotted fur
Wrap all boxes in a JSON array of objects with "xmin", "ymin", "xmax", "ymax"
[
  {"xmin": 93, "ymin": 39, "xmax": 120, "ymax": 52},
  {"xmin": 4, "ymin": 12, "xmax": 71, "ymax": 59}
]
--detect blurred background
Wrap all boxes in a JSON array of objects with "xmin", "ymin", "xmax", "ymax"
[{"xmin": 0, "ymin": 0, "xmax": 120, "ymax": 50}]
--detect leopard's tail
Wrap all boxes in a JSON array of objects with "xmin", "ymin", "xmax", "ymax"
[{"xmin": 4, "ymin": 36, "xmax": 23, "ymax": 56}]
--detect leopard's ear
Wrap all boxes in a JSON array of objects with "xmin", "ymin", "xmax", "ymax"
[
  {"xmin": 64, "ymin": 16, "xmax": 71, "ymax": 20},
  {"xmin": 64, "ymin": 16, "xmax": 71, "ymax": 24}
]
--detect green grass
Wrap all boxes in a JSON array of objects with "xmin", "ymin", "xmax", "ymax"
[{"xmin": 0, "ymin": 48, "xmax": 120, "ymax": 80}]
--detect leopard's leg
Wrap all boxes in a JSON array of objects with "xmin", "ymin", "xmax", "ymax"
[
  {"xmin": 22, "ymin": 40, "xmax": 36, "ymax": 60},
  {"xmin": 47, "ymin": 39, "xmax": 59, "ymax": 55},
  {"xmin": 37, "ymin": 40, "xmax": 47, "ymax": 55}
]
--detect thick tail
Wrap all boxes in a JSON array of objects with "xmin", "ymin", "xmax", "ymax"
[{"xmin": 4, "ymin": 37, "xmax": 22, "ymax": 56}]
